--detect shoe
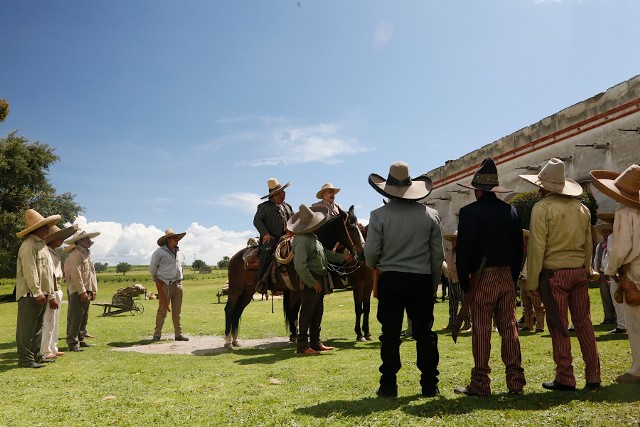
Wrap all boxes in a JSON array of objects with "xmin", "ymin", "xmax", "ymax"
[
  {"xmin": 297, "ymin": 348, "xmax": 319, "ymax": 355},
  {"xmin": 376, "ymin": 386, "xmax": 398, "ymax": 398},
  {"xmin": 311, "ymin": 343, "xmax": 334, "ymax": 351},
  {"xmin": 422, "ymin": 386, "xmax": 439, "ymax": 397},
  {"xmin": 585, "ymin": 382, "xmax": 601, "ymax": 390},
  {"xmin": 79, "ymin": 342, "xmax": 95, "ymax": 348},
  {"xmin": 255, "ymin": 281, "xmax": 267, "ymax": 294},
  {"xmin": 614, "ymin": 373, "xmax": 640, "ymax": 383},
  {"xmin": 175, "ymin": 335, "xmax": 190, "ymax": 341},
  {"xmin": 600, "ymin": 319, "xmax": 616, "ymax": 325},
  {"xmin": 519, "ymin": 326, "xmax": 530, "ymax": 332},
  {"xmin": 55, "ymin": 351, "xmax": 65, "ymax": 357},
  {"xmin": 453, "ymin": 386, "xmax": 480, "ymax": 396},
  {"xmin": 20, "ymin": 362, "xmax": 44, "ymax": 369},
  {"xmin": 39, "ymin": 356, "xmax": 55, "ymax": 363},
  {"xmin": 152, "ymin": 335, "xmax": 161, "ymax": 341},
  {"xmin": 69, "ymin": 347, "xmax": 84, "ymax": 352},
  {"xmin": 542, "ymin": 381, "xmax": 575, "ymax": 391},
  {"xmin": 535, "ymin": 328, "xmax": 544, "ymax": 333},
  {"xmin": 83, "ymin": 333, "xmax": 96, "ymax": 339},
  {"xmin": 608, "ymin": 327, "xmax": 627, "ymax": 335}
]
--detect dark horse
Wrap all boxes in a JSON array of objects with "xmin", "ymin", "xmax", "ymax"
[{"xmin": 224, "ymin": 207, "xmax": 365, "ymax": 348}]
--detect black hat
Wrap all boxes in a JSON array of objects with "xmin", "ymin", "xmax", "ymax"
[{"xmin": 458, "ymin": 158, "xmax": 511, "ymax": 193}]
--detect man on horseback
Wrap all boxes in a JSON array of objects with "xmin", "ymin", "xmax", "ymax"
[
  {"xmin": 312, "ymin": 183, "xmax": 342, "ymax": 217},
  {"xmin": 254, "ymin": 178, "xmax": 294, "ymax": 294}
]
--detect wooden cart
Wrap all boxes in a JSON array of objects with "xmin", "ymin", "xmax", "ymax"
[{"xmin": 95, "ymin": 284, "xmax": 146, "ymax": 316}]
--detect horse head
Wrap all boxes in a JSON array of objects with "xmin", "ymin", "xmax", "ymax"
[{"xmin": 315, "ymin": 205, "xmax": 365, "ymax": 261}]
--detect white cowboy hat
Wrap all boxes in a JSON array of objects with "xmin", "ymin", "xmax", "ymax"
[
  {"xmin": 16, "ymin": 209, "xmax": 62, "ymax": 239},
  {"xmin": 594, "ymin": 221, "xmax": 613, "ymax": 235},
  {"xmin": 520, "ymin": 158, "xmax": 583, "ymax": 196},
  {"xmin": 286, "ymin": 204, "xmax": 328, "ymax": 235},
  {"xmin": 261, "ymin": 178, "xmax": 290, "ymax": 200},
  {"xmin": 458, "ymin": 158, "xmax": 512, "ymax": 193},
  {"xmin": 64, "ymin": 229, "xmax": 101, "ymax": 245},
  {"xmin": 590, "ymin": 164, "xmax": 640, "ymax": 209},
  {"xmin": 316, "ymin": 183, "xmax": 341, "ymax": 199},
  {"xmin": 157, "ymin": 228, "xmax": 186, "ymax": 246},
  {"xmin": 44, "ymin": 224, "xmax": 78, "ymax": 244},
  {"xmin": 368, "ymin": 161, "xmax": 433, "ymax": 201},
  {"xmin": 443, "ymin": 230, "xmax": 458, "ymax": 242}
]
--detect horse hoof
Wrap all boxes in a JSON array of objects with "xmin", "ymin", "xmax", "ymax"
[
  {"xmin": 357, "ymin": 336, "xmax": 367, "ymax": 342},
  {"xmin": 232, "ymin": 341, "xmax": 241, "ymax": 347},
  {"xmin": 365, "ymin": 335, "xmax": 374, "ymax": 341}
]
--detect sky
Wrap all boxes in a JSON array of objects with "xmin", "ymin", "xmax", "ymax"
[{"xmin": 2, "ymin": 0, "xmax": 639, "ymax": 266}]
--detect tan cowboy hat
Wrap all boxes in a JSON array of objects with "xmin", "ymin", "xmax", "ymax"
[
  {"xmin": 64, "ymin": 229, "xmax": 101, "ymax": 245},
  {"xmin": 594, "ymin": 221, "xmax": 613, "ymax": 235},
  {"xmin": 316, "ymin": 183, "xmax": 341, "ymax": 199},
  {"xmin": 261, "ymin": 178, "xmax": 290, "ymax": 200},
  {"xmin": 520, "ymin": 158, "xmax": 583, "ymax": 196},
  {"xmin": 369, "ymin": 161, "xmax": 433, "ymax": 201},
  {"xmin": 44, "ymin": 224, "xmax": 78, "ymax": 244},
  {"xmin": 596, "ymin": 212, "xmax": 615, "ymax": 224},
  {"xmin": 286, "ymin": 204, "xmax": 328, "ymax": 235},
  {"xmin": 590, "ymin": 164, "xmax": 640, "ymax": 209},
  {"xmin": 16, "ymin": 209, "xmax": 62, "ymax": 238},
  {"xmin": 157, "ymin": 228, "xmax": 186, "ymax": 246},
  {"xmin": 443, "ymin": 230, "xmax": 458, "ymax": 242},
  {"xmin": 63, "ymin": 244, "xmax": 76, "ymax": 254},
  {"xmin": 458, "ymin": 157, "xmax": 512, "ymax": 193}
]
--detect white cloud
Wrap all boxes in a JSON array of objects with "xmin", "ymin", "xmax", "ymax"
[
  {"xmin": 204, "ymin": 192, "xmax": 262, "ymax": 214},
  {"xmin": 372, "ymin": 21, "xmax": 393, "ymax": 50},
  {"xmin": 68, "ymin": 216, "xmax": 253, "ymax": 266}
]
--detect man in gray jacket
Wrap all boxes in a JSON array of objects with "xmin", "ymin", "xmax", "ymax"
[{"xmin": 365, "ymin": 161, "xmax": 443, "ymax": 398}]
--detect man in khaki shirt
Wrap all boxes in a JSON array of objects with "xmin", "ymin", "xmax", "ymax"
[
  {"xmin": 521, "ymin": 158, "xmax": 600, "ymax": 391},
  {"xmin": 15, "ymin": 209, "xmax": 61, "ymax": 368}
]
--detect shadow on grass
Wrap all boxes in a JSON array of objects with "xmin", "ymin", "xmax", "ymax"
[
  {"xmin": 294, "ymin": 384, "xmax": 640, "ymax": 419},
  {"xmin": 107, "ymin": 339, "xmax": 158, "ymax": 348}
]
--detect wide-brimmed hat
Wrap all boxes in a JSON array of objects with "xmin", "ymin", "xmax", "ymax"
[
  {"xmin": 596, "ymin": 212, "xmax": 615, "ymax": 224},
  {"xmin": 458, "ymin": 158, "xmax": 512, "ymax": 193},
  {"xmin": 44, "ymin": 224, "xmax": 78, "ymax": 244},
  {"xmin": 590, "ymin": 164, "xmax": 640, "ymax": 209},
  {"xmin": 443, "ymin": 230, "xmax": 458, "ymax": 242},
  {"xmin": 16, "ymin": 209, "xmax": 62, "ymax": 239},
  {"xmin": 261, "ymin": 178, "xmax": 290, "ymax": 200},
  {"xmin": 316, "ymin": 183, "xmax": 341, "ymax": 199},
  {"xmin": 369, "ymin": 161, "xmax": 433, "ymax": 201},
  {"xmin": 63, "ymin": 244, "xmax": 76, "ymax": 254},
  {"xmin": 520, "ymin": 158, "xmax": 583, "ymax": 196},
  {"xmin": 157, "ymin": 228, "xmax": 186, "ymax": 246},
  {"xmin": 64, "ymin": 229, "xmax": 101, "ymax": 245},
  {"xmin": 287, "ymin": 204, "xmax": 328, "ymax": 235},
  {"xmin": 594, "ymin": 221, "xmax": 613, "ymax": 235}
]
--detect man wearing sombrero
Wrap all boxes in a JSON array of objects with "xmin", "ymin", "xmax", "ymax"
[
  {"xmin": 591, "ymin": 164, "xmax": 640, "ymax": 383},
  {"xmin": 150, "ymin": 228, "xmax": 189, "ymax": 342},
  {"xmin": 254, "ymin": 178, "xmax": 294, "ymax": 294},
  {"xmin": 40, "ymin": 224, "xmax": 78, "ymax": 362},
  {"xmin": 15, "ymin": 209, "xmax": 61, "ymax": 368},
  {"xmin": 312, "ymin": 183, "xmax": 342, "ymax": 217},
  {"xmin": 522, "ymin": 158, "xmax": 601, "ymax": 391},
  {"xmin": 365, "ymin": 161, "xmax": 443, "ymax": 398},
  {"xmin": 289, "ymin": 205, "xmax": 352, "ymax": 354},
  {"xmin": 454, "ymin": 158, "xmax": 525, "ymax": 396},
  {"xmin": 593, "ymin": 217, "xmax": 624, "ymax": 332},
  {"xmin": 64, "ymin": 229, "xmax": 101, "ymax": 352}
]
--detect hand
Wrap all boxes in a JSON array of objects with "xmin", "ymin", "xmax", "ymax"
[
  {"xmin": 262, "ymin": 234, "xmax": 273, "ymax": 244},
  {"xmin": 49, "ymin": 299, "xmax": 59, "ymax": 309},
  {"xmin": 344, "ymin": 252, "xmax": 354, "ymax": 263},
  {"xmin": 80, "ymin": 292, "xmax": 90, "ymax": 302},
  {"xmin": 35, "ymin": 293, "xmax": 47, "ymax": 305},
  {"xmin": 91, "ymin": 292, "xmax": 96, "ymax": 301},
  {"xmin": 313, "ymin": 281, "xmax": 323, "ymax": 294}
]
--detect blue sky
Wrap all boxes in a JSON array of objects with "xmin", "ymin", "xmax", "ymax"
[{"xmin": 2, "ymin": 0, "xmax": 639, "ymax": 265}]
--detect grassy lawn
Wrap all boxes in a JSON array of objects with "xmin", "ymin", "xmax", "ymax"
[{"xmin": 0, "ymin": 275, "xmax": 638, "ymax": 426}]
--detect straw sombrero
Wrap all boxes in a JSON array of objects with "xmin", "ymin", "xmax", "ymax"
[
  {"xmin": 64, "ymin": 229, "xmax": 101, "ymax": 245},
  {"xmin": 596, "ymin": 212, "xmax": 615, "ymax": 224},
  {"xmin": 44, "ymin": 224, "xmax": 78, "ymax": 244},
  {"xmin": 63, "ymin": 244, "xmax": 76, "ymax": 254},
  {"xmin": 520, "ymin": 158, "xmax": 583, "ymax": 196},
  {"xmin": 369, "ymin": 161, "xmax": 433, "ymax": 201},
  {"xmin": 590, "ymin": 164, "xmax": 640, "ymax": 209},
  {"xmin": 594, "ymin": 222, "xmax": 613, "ymax": 235},
  {"xmin": 286, "ymin": 205, "xmax": 328, "ymax": 235},
  {"xmin": 316, "ymin": 183, "xmax": 341, "ymax": 199},
  {"xmin": 443, "ymin": 230, "xmax": 458, "ymax": 242},
  {"xmin": 261, "ymin": 178, "xmax": 290, "ymax": 200},
  {"xmin": 458, "ymin": 157, "xmax": 512, "ymax": 193},
  {"xmin": 157, "ymin": 228, "xmax": 186, "ymax": 246},
  {"xmin": 16, "ymin": 209, "xmax": 62, "ymax": 238}
]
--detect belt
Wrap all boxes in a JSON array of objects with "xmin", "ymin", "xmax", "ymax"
[{"xmin": 169, "ymin": 280, "xmax": 182, "ymax": 285}]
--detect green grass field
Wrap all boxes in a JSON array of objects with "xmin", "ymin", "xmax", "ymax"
[{"xmin": 0, "ymin": 274, "xmax": 638, "ymax": 426}]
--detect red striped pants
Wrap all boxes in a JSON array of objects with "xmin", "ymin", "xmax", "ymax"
[
  {"xmin": 546, "ymin": 268, "xmax": 601, "ymax": 386},
  {"xmin": 469, "ymin": 267, "xmax": 525, "ymax": 395}
]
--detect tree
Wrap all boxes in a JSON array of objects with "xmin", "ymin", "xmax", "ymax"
[
  {"xmin": 192, "ymin": 259, "xmax": 207, "ymax": 270},
  {"xmin": 0, "ymin": 132, "xmax": 83, "ymax": 278},
  {"xmin": 116, "ymin": 262, "xmax": 131, "ymax": 275},
  {"xmin": 94, "ymin": 262, "xmax": 108, "ymax": 273},
  {"xmin": 217, "ymin": 256, "xmax": 231, "ymax": 269},
  {"xmin": 0, "ymin": 99, "xmax": 8, "ymax": 123},
  {"xmin": 509, "ymin": 190, "xmax": 599, "ymax": 230}
]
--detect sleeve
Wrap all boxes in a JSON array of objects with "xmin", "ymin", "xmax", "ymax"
[
  {"xmin": 253, "ymin": 203, "xmax": 269, "ymax": 237},
  {"xmin": 605, "ymin": 210, "xmax": 632, "ymax": 276},
  {"xmin": 429, "ymin": 211, "xmax": 444, "ymax": 291},
  {"xmin": 593, "ymin": 243, "xmax": 603, "ymax": 272},
  {"xmin": 364, "ymin": 211, "xmax": 382, "ymax": 269},
  {"xmin": 582, "ymin": 209, "xmax": 593, "ymax": 272},
  {"xmin": 19, "ymin": 242, "xmax": 44, "ymax": 297},
  {"xmin": 511, "ymin": 208, "xmax": 524, "ymax": 284},
  {"xmin": 68, "ymin": 253, "xmax": 87, "ymax": 294},
  {"xmin": 149, "ymin": 249, "xmax": 160, "ymax": 281},
  {"xmin": 293, "ymin": 237, "xmax": 316, "ymax": 287},
  {"xmin": 325, "ymin": 248, "xmax": 345, "ymax": 264},
  {"xmin": 456, "ymin": 207, "xmax": 474, "ymax": 292},
  {"xmin": 526, "ymin": 203, "xmax": 546, "ymax": 291}
]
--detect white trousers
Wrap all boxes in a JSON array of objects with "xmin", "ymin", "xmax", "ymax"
[
  {"xmin": 625, "ymin": 298, "xmax": 640, "ymax": 376},
  {"xmin": 40, "ymin": 290, "xmax": 63, "ymax": 356},
  {"xmin": 609, "ymin": 278, "xmax": 626, "ymax": 329}
]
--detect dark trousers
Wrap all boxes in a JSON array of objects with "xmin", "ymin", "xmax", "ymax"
[
  {"xmin": 16, "ymin": 296, "xmax": 46, "ymax": 366},
  {"xmin": 258, "ymin": 239, "xmax": 278, "ymax": 282},
  {"xmin": 297, "ymin": 286, "xmax": 324, "ymax": 351},
  {"xmin": 376, "ymin": 271, "xmax": 439, "ymax": 391},
  {"xmin": 66, "ymin": 292, "xmax": 91, "ymax": 349}
]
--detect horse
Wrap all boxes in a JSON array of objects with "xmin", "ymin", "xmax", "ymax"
[{"xmin": 224, "ymin": 207, "xmax": 365, "ymax": 348}]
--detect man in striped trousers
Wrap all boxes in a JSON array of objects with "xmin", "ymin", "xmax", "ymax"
[
  {"xmin": 454, "ymin": 158, "xmax": 525, "ymax": 396},
  {"xmin": 521, "ymin": 158, "xmax": 601, "ymax": 391}
]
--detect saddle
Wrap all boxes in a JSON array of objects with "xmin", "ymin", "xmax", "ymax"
[{"xmin": 242, "ymin": 238, "xmax": 260, "ymax": 270}]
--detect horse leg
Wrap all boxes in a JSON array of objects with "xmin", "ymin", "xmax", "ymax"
[
  {"xmin": 284, "ymin": 290, "xmax": 301, "ymax": 343},
  {"xmin": 224, "ymin": 294, "xmax": 239, "ymax": 348},
  {"xmin": 352, "ymin": 282, "xmax": 366, "ymax": 342},
  {"xmin": 363, "ymin": 296, "xmax": 373, "ymax": 341},
  {"xmin": 230, "ymin": 289, "xmax": 255, "ymax": 347}
]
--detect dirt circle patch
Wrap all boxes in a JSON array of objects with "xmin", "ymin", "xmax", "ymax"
[{"xmin": 113, "ymin": 335, "xmax": 293, "ymax": 356}]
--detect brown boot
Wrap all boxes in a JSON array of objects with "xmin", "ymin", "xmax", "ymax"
[{"xmin": 312, "ymin": 342, "xmax": 334, "ymax": 351}]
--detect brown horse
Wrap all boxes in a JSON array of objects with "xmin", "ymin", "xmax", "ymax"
[{"xmin": 224, "ymin": 207, "xmax": 365, "ymax": 348}]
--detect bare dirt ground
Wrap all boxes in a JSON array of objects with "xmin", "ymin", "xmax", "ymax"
[{"xmin": 113, "ymin": 335, "xmax": 292, "ymax": 356}]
